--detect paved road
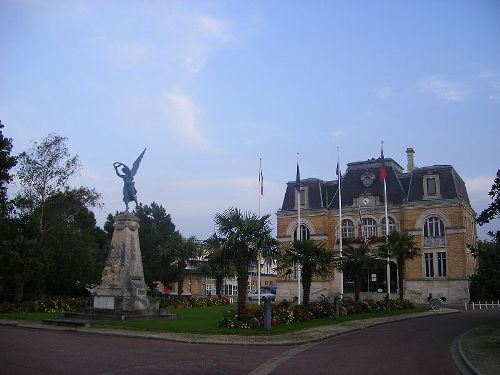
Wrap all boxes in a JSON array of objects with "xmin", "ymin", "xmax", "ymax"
[{"xmin": 1, "ymin": 309, "xmax": 499, "ymax": 375}]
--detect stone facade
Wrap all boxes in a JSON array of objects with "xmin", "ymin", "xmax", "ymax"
[{"xmin": 276, "ymin": 150, "xmax": 477, "ymax": 304}]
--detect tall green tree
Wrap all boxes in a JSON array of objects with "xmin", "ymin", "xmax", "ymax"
[
  {"xmin": 166, "ymin": 235, "xmax": 202, "ymax": 296},
  {"xmin": 277, "ymin": 240, "xmax": 336, "ymax": 305},
  {"xmin": 0, "ymin": 120, "xmax": 17, "ymax": 219},
  {"xmin": 336, "ymin": 243, "xmax": 376, "ymax": 301},
  {"xmin": 40, "ymin": 189, "xmax": 107, "ymax": 296},
  {"xmin": 131, "ymin": 202, "xmax": 178, "ymax": 289},
  {"xmin": 469, "ymin": 239, "xmax": 500, "ymax": 300},
  {"xmin": 201, "ymin": 234, "xmax": 236, "ymax": 298},
  {"xmin": 214, "ymin": 208, "xmax": 277, "ymax": 315},
  {"xmin": 15, "ymin": 133, "xmax": 82, "ymax": 235},
  {"xmin": 477, "ymin": 169, "xmax": 500, "ymax": 241},
  {"xmin": 4, "ymin": 133, "xmax": 102, "ymax": 300},
  {"xmin": 378, "ymin": 231, "xmax": 420, "ymax": 300}
]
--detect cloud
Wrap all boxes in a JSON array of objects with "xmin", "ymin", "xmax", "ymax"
[
  {"xmin": 163, "ymin": 89, "xmax": 212, "ymax": 151},
  {"xmin": 113, "ymin": 41, "xmax": 154, "ymax": 67},
  {"xmin": 417, "ymin": 76, "xmax": 469, "ymax": 102}
]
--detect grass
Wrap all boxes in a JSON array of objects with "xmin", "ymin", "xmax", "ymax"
[
  {"xmin": 0, "ymin": 312, "xmax": 64, "ymax": 320},
  {"xmin": 0, "ymin": 305, "xmax": 428, "ymax": 335},
  {"xmin": 94, "ymin": 305, "xmax": 428, "ymax": 335}
]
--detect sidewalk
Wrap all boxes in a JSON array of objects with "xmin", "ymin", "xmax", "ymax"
[
  {"xmin": 459, "ymin": 321, "xmax": 500, "ymax": 375},
  {"xmin": 0, "ymin": 308, "xmax": 458, "ymax": 346}
]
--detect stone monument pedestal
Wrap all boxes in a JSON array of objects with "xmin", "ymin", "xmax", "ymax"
[{"xmin": 67, "ymin": 212, "xmax": 174, "ymax": 321}]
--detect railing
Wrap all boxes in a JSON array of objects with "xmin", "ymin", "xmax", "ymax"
[
  {"xmin": 465, "ymin": 301, "xmax": 500, "ymax": 311},
  {"xmin": 423, "ymin": 236, "xmax": 446, "ymax": 247},
  {"xmin": 310, "ymin": 288, "xmax": 327, "ymax": 296}
]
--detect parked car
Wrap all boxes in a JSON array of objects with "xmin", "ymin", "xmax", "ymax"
[
  {"xmin": 247, "ymin": 289, "xmax": 276, "ymax": 301},
  {"xmin": 260, "ymin": 285, "xmax": 277, "ymax": 295}
]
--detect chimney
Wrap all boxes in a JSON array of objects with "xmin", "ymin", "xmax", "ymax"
[{"xmin": 406, "ymin": 147, "xmax": 415, "ymax": 172}]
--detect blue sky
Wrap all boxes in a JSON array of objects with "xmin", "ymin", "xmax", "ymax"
[{"xmin": 1, "ymin": 0, "xmax": 499, "ymax": 239}]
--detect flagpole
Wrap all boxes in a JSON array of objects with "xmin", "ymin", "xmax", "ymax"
[
  {"xmin": 337, "ymin": 147, "xmax": 343, "ymax": 296},
  {"xmin": 296, "ymin": 154, "xmax": 301, "ymax": 305},
  {"xmin": 258, "ymin": 158, "xmax": 262, "ymax": 305},
  {"xmin": 381, "ymin": 141, "xmax": 391, "ymax": 299}
]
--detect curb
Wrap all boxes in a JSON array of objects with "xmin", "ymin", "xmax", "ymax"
[
  {"xmin": 0, "ymin": 309, "xmax": 460, "ymax": 346},
  {"xmin": 457, "ymin": 328, "xmax": 482, "ymax": 375}
]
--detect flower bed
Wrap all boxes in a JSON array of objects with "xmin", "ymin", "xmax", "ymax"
[
  {"xmin": 159, "ymin": 295, "xmax": 230, "ymax": 309},
  {"xmin": 219, "ymin": 297, "xmax": 414, "ymax": 329},
  {"xmin": 0, "ymin": 297, "xmax": 89, "ymax": 313}
]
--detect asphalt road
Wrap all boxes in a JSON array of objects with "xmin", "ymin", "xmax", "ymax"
[{"xmin": 1, "ymin": 309, "xmax": 499, "ymax": 375}]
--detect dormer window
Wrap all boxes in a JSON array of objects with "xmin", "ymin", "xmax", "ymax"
[
  {"xmin": 295, "ymin": 187, "xmax": 308, "ymax": 208},
  {"xmin": 423, "ymin": 174, "xmax": 441, "ymax": 199},
  {"xmin": 426, "ymin": 178, "xmax": 436, "ymax": 195}
]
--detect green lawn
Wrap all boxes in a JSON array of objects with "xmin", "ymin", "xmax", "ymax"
[
  {"xmin": 0, "ymin": 312, "xmax": 64, "ymax": 320},
  {"xmin": 0, "ymin": 305, "xmax": 428, "ymax": 335},
  {"xmin": 94, "ymin": 305, "xmax": 428, "ymax": 335}
]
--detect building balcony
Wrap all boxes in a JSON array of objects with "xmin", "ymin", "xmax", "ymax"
[{"xmin": 423, "ymin": 236, "xmax": 446, "ymax": 248}]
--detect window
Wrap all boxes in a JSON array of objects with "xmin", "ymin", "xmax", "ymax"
[
  {"xmin": 295, "ymin": 188, "xmax": 308, "ymax": 208},
  {"xmin": 437, "ymin": 252, "xmax": 447, "ymax": 277},
  {"xmin": 381, "ymin": 217, "xmax": 398, "ymax": 236},
  {"xmin": 341, "ymin": 219, "xmax": 355, "ymax": 239},
  {"xmin": 362, "ymin": 218, "xmax": 377, "ymax": 238},
  {"xmin": 425, "ymin": 253, "xmax": 434, "ymax": 277},
  {"xmin": 294, "ymin": 224, "xmax": 310, "ymax": 241},
  {"xmin": 427, "ymin": 178, "xmax": 437, "ymax": 195},
  {"xmin": 423, "ymin": 174, "xmax": 440, "ymax": 199},
  {"xmin": 423, "ymin": 216, "xmax": 446, "ymax": 247},
  {"xmin": 424, "ymin": 251, "xmax": 447, "ymax": 278}
]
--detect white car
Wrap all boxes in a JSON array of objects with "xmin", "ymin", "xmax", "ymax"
[{"xmin": 247, "ymin": 289, "xmax": 276, "ymax": 301}]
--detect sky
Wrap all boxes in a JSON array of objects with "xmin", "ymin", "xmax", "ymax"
[{"xmin": 1, "ymin": 0, "xmax": 499, "ymax": 240}]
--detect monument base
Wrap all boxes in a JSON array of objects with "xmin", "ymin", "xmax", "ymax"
[{"xmin": 65, "ymin": 308, "xmax": 176, "ymax": 321}]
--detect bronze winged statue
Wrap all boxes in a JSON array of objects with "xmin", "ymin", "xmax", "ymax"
[{"xmin": 114, "ymin": 148, "xmax": 146, "ymax": 211}]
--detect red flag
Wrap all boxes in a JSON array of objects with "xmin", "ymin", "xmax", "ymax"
[{"xmin": 379, "ymin": 147, "xmax": 387, "ymax": 182}]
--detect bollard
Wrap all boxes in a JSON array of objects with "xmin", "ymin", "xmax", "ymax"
[
  {"xmin": 472, "ymin": 302, "xmax": 475, "ymax": 310},
  {"xmin": 464, "ymin": 302, "xmax": 467, "ymax": 311},
  {"xmin": 263, "ymin": 299, "xmax": 272, "ymax": 333},
  {"xmin": 385, "ymin": 294, "xmax": 391, "ymax": 314},
  {"xmin": 334, "ymin": 295, "xmax": 340, "ymax": 320}
]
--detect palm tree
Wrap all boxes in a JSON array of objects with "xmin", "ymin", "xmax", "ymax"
[
  {"xmin": 201, "ymin": 233, "xmax": 236, "ymax": 298},
  {"xmin": 378, "ymin": 231, "xmax": 420, "ymax": 300},
  {"xmin": 166, "ymin": 234, "xmax": 202, "ymax": 297},
  {"xmin": 277, "ymin": 240, "xmax": 336, "ymax": 305},
  {"xmin": 336, "ymin": 243, "xmax": 376, "ymax": 301},
  {"xmin": 214, "ymin": 207, "xmax": 276, "ymax": 315}
]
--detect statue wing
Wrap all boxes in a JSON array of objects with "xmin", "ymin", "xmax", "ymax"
[{"xmin": 131, "ymin": 148, "xmax": 146, "ymax": 177}]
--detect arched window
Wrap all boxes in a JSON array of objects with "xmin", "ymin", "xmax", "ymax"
[
  {"xmin": 341, "ymin": 219, "xmax": 355, "ymax": 239},
  {"xmin": 362, "ymin": 218, "xmax": 377, "ymax": 238},
  {"xmin": 423, "ymin": 216, "xmax": 445, "ymax": 247},
  {"xmin": 381, "ymin": 217, "xmax": 398, "ymax": 236},
  {"xmin": 294, "ymin": 224, "xmax": 310, "ymax": 241}
]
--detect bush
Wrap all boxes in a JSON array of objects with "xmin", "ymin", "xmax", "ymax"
[
  {"xmin": 0, "ymin": 297, "xmax": 88, "ymax": 313},
  {"xmin": 159, "ymin": 296, "xmax": 230, "ymax": 309}
]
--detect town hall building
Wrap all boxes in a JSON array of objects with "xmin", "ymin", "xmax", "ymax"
[{"xmin": 276, "ymin": 148, "xmax": 477, "ymax": 304}]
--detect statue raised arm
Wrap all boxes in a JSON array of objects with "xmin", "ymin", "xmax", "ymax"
[{"xmin": 114, "ymin": 148, "xmax": 146, "ymax": 211}]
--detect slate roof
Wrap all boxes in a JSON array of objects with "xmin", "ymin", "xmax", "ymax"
[{"xmin": 280, "ymin": 156, "xmax": 470, "ymax": 211}]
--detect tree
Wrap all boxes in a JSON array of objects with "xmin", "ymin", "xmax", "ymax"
[
  {"xmin": 336, "ymin": 243, "xmax": 376, "ymax": 301},
  {"xmin": 469, "ymin": 239, "xmax": 500, "ymax": 301},
  {"xmin": 477, "ymin": 170, "xmax": 500, "ymax": 241},
  {"xmin": 201, "ymin": 234, "xmax": 236, "ymax": 298},
  {"xmin": 214, "ymin": 208, "xmax": 277, "ymax": 315},
  {"xmin": 277, "ymin": 240, "xmax": 336, "ymax": 305},
  {"xmin": 39, "ymin": 189, "xmax": 107, "ymax": 296},
  {"xmin": 378, "ymin": 231, "xmax": 420, "ymax": 300},
  {"xmin": 132, "ymin": 202, "xmax": 178, "ymax": 289},
  {"xmin": 0, "ymin": 120, "xmax": 17, "ymax": 218},
  {"xmin": 15, "ymin": 133, "xmax": 82, "ymax": 235},
  {"xmin": 166, "ymin": 235, "xmax": 202, "ymax": 296},
  {"xmin": 2, "ymin": 134, "xmax": 103, "ymax": 300}
]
